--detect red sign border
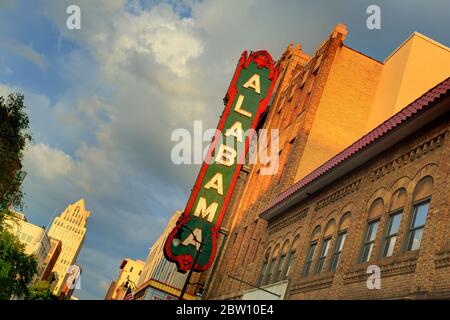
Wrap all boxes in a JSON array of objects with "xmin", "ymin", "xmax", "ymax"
[{"xmin": 164, "ymin": 50, "xmax": 279, "ymax": 272}]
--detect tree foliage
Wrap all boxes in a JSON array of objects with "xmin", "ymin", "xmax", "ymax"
[
  {"xmin": 0, "ymin": 93, "xmax": 31, "ymax": 158},
  {"xmin": 27, "ymin": 280, "xmax": 53, "ymax": 300},
  {"xmin": 0, "ymin": 93, "xmax": 32, "ymax": 210},
  {"xmin": 0, "ymin": 226, "xmax": 37, "ymax": 300},
  {"xmin": 0, "ymin": 93, "xmax": 37, "ymax": 300}
]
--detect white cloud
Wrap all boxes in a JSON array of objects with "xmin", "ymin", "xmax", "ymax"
[
  {"xmin": 1, "ymin": 40, "xmax": 47, "ymax": 70},
  {"xmin": 23, "ymin": 143, "xmax": 74, "ymax": 180},
  {"xmin": 0, "ymin": 83, "xmax": 17, "ymax": 97}
]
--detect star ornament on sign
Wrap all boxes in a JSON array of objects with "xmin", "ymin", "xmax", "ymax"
[{"xmin": 253, "ymin": 54, "xmax": 271, "ymax": 69}]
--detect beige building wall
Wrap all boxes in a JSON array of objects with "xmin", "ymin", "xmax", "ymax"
[
  {"xmin": 366, "ymin": 32, "xmax": 450, "ymax": 131},
  {"xmin": 104, "ymin": 280, "xmax": 116, "ymax": 300},
  {"xmin": 295, "ymin": 45, "xmax": 383, "ymax": 181},
  {"xmin": 295, "ymin": 31, "xmax": 450, "ymax": 182},
  {"xmin": 137, "ymin": 210, "xmax": 187, "ymax": 291},
  {"xmin": 47, "ymin": 199, "xmax": 90, "ymax": 296},
  {"xmin": 109, "ymin": 258, "xmax": 145, "ymax": 300},
  {"xmin": 4, "ymin": 212, "xmax": 51, "ymax": 282}
]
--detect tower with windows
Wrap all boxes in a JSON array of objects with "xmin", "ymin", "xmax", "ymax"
[{"xmin": 47, "ymin": 199, "xmax": 91, "ymax": 296}]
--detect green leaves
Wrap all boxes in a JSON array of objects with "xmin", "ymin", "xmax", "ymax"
[
  {"xmin": 0, "ymin": 93, "xmax": 31, "ymax": 158},
  {"xmin": 0, "ymin": 228, "xmax": 37, "ymax": 300},
  {"xmin": 0, "ymin": 92, "xmax": 32, "ymax": 211},
  {"xmin": 27, "ymin": 281, "xmax": 53, "ymax": 300},
  {"xmin": 0, "ymin": 92, "xmax": 36, "ymax": 300}
]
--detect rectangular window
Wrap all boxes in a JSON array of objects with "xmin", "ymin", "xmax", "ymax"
[
  {"xmin": 330, "ymin": 232, "xmax": 347, "ymax": 271},
  {"xmin": 302, "ymin": 241, "xmax": 317, "ymax": 276},
  {"xmin": 381, "ymin": 211, "xmax": 402, "ymax": 257},
  {"xmin": 316, "ymin": 238, "xmax": 331, "ymax": 274},
  {"xmin": 407, "ymin": 200, "xmax": 430, "ymax": 251},
  {"xmin": 360, "ymin": 220, "xmax": 379, "ymax": 263}
]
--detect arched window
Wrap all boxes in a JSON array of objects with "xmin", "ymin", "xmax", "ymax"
[
  {"xmin": 406, "ymin": 176, "xmax": 434, "ymax": 251},
  {"xmin": 274, "ymin": 240, "xmax": 289, "ymax": 282},
  {"xmin": 316, "ymin": 220, "xmax": 335, "ymax": 274},
  {"xmin": 381, "ymin": 189, "xmax": 406, "ymax": 257},
  {"xmin": 266, "ymin": 245, "xmax": 280, "ymax": 285},
  {"xmin": 256, "ymin": 249, "xmax": 271, "ymax": 287},
  {"xmin": 284, "ymin": 235, "xmax": 300, "ymax": 279},
  {"xmin": 360, "ymin": 198, "xmax": 383, "ymax": 263},
  {"xmin": 302, "ymin": 226, "xmax": 320, "ymax": 276},
  {"xmin": 330, "ymin": 213, "xmax": 351, "ymax": 271}
]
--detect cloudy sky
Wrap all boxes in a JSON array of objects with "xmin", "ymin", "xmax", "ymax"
[{"xmin": 0, "ymin": 0, "xmax": 449, "ymax": 299}]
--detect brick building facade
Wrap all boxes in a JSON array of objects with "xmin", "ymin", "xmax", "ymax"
[
  {"xmin": 258, "ymin": 80, "xmax": 450, "ymax": 299},
  {"xmin": 197, "ymin": 24, "xmax": 450, "ymax": 299}
]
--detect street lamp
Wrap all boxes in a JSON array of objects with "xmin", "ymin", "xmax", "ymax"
[
  {"xmin": 172, "ymin": 225, "xmax": 205, "ymax": 300},
  {"xmin": 125, "ymin": 278, "xmax": 137, "ymax": 289},
  {"xmin": 122, "ymin": 278, "xmax": 137, "ymax": 300}
]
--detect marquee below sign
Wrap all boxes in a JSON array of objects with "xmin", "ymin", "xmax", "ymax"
[{"xmin": 164, "ymin": 50, "xmax": 279, "ymax": 273}]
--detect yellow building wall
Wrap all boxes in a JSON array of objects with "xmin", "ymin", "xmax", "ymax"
[
  {"xmin": 295, "ymin": 46, "xmax": 383, "ymax": 181},
  {"xmin": 295, "ymin": 32, "xmax": 450, "ymax": 182},
  {"xmin": 111, "ymin": 258, "xmax": 145, "ymax": 299},
  {"xmin": 366, "ymin": 32, "xmax": 450, "ymax": 131}
]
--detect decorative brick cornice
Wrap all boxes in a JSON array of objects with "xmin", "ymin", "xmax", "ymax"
[
  {"xmin": 263, "ymin": 79, "xmax": 450, "ymax": 218},
  {"xmin": 435, "ymin": 250, "xmax": 450, "ymax": 268},
  {"xmin": 370, "ymin": 131, "xmax": 447, "ymax": 182},
  {"xmin": 290, "ymin": 274, "xmax": 334, "ymax": 294},
  {"xmin": 314, "ymin": 179, "xmax": 362, "ymax": 211},
  {"xmin": 343, "ymin": 258, "xmax": 417, "ymax": 284},
  {"xmin": 268, "ymin": 207, "xmax": 309, "ymax": 235},
  {"xmin": 287, "ymin": 41, "xmax": 330, "ymax": 97}
]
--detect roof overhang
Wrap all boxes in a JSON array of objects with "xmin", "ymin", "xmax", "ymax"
[{"xmin": 261, "ymin": 92, "xmax": 450, "ymax": 221}]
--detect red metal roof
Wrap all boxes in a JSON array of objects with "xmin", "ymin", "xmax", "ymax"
[{"xmin": 262, "ymin": 77, "xmax": 450, "ymax": 216}]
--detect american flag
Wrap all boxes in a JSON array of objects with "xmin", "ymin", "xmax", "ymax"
[{"xmin": 123, "ymin": 287, "xmax": 134, "ymax": 300}]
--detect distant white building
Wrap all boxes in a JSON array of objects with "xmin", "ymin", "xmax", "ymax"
[{"xmin": 4, "ymin": 211, "xmax": 51, "ymax": 282}]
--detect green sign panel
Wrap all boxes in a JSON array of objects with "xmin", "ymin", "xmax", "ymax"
[{"xmin": 164, "ymin": 51, "xmax": 278, "ymax": 272}]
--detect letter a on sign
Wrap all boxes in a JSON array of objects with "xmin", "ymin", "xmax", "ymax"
[{"xmin": 164, "ymin": 51, "xmax": 279, "ymax": 272}]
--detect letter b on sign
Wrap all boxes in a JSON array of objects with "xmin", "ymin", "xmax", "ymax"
[{"xmin": 66, "ymin": 5, "xmax": 81, "ymax": 30}]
